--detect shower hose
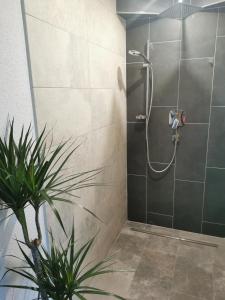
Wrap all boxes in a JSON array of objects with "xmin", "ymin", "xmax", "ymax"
[{"xmin": 146, "ymin": 63, "xmax": 178, "ymax": 174}]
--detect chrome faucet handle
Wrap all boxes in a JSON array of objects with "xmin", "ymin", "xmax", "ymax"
[{"xmin": 136, "ymin": 114, "xmax": 146, "ymax": 120}]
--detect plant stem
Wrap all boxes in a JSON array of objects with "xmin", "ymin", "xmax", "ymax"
[
  {"xmin": 16, "ymin": 208, "xmax": 32, "ymax": 248},
  {"xmin": 35, "ymin": 207, "xmax": 42, "ymax": 242},
  {"xmin": 31, "ymin": 245, "xmax": 48, "ymax": 300}
]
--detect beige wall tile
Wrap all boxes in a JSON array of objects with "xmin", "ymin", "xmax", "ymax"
[
  {"xmin": 26, "ymin": 16, "xmax": 72, "ymax": 87},
  {"xmin": 34, "ymin": 88, "xmax": 92, "ymax": 141},
  {"xmin": 24, "ymin": 0, "xmax": 89, "ymax": 39}
]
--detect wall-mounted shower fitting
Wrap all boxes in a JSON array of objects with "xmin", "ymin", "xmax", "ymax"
[{"xmin": 169, "ymin": 110, "xmax": 186, "ymax": 129}]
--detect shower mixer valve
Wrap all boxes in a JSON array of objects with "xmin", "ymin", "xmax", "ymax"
[{"xmin": 169, "ymin": 110, "xmax": 186, "ymax": 129}]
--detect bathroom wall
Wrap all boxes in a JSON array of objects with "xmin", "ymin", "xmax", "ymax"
[
  {"xmin": 23, "ymin": 0, "xmax": 127, "ymax": 260},
  {"xmin": 126, "ymin": 7, "xmax": 225, "ymax": 237}
]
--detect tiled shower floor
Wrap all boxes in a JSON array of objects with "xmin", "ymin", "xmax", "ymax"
[{"xmin": 91, "ymin": 221, "xmax": 225, "ymax": 300}]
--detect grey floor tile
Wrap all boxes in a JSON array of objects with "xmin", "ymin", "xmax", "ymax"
[
  {"xmin": 170, "ymin": 292, "xmax": 203, "ymax": 300},
  {"xmin": 174, "ymin": 255, "xmax": 213, "ymax": 299},
  {"xmin": 144, "ymin": 235, "xmax": 179, "ymax": 255}
]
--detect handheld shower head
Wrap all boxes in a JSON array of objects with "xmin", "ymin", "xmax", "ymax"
[
  {"xmin": 128, "ymin": 49, "xmax": 151, "ymax": 64},
  {"xmin": 128, "ymin": 50, "xmax": 141, "ymax": 56}
]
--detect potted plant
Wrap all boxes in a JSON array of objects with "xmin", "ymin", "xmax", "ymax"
[{"xmin": 0, "ymin": 122, "xmax": 125, "ymax": 300}]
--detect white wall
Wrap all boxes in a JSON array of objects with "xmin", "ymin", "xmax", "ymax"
[{"xmin": 0, "ymin": 1, "xmax": 46, "ymax": 299}]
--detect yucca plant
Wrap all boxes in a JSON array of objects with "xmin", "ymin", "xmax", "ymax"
[
  {"xmin": 2, "ymin": 225, "xmax": 126, "ymax": 300},
  {"xmin": 0, "ymin": 121, "xmax": 125, "ymax": 299}
]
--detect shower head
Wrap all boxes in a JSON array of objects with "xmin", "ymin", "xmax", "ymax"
[
  {"xmin": 159, "ymin": 2, "xmax": 201, "ymax": 20},
  {"xmin": 128, "ymin": 49, "xmax": 151, "ymax": 64},
  {"xmin": 128, "ymin": 50, "xmax": 141, "ymax": 56}
]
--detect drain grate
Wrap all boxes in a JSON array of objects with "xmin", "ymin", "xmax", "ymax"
[{"xmin": 130, "ymin": 227, "xmax": 218, "ymax": 248}]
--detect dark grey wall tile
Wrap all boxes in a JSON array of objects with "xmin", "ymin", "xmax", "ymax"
[
  {"xmin": 128, "ymin": 175, "xmax": 146, "ymax": 222},
  {"xmin": 218, "ymin": 8, "xmax": 225, "ymax": 36},
  {"xmin": 147, "ymin": 107, "xmax": 176, "ymax": 163},
  {"xmin": 174, "ymin": 181, "xmax": 204, "ymax": 233},
  {"xmin": 147, "ymin": 212, "xmax": 173, "ymax": 227},
  {"xmin": 127, "ymin": 64, "xmax": 146, "ymax": 122},
  {"xmin": 127, "ymin": 19, "xmax": 149, "ymax": 63},
  {"xmin": 204, "ymin": 168, "xmax": 225, "ymax": 224},
  {"xmin": 179, "ymin": 59, "xmax": 213, "ymax": 123},
  {"xmin": 147, "ymin": 164, "xmax": 174, "ymax": 215},
  {"xmin": 202, "ymin": 222, "xmax": 225, "ymax": 237},
  {"xmin": 181, "ymin": 11, "xmax": 218, "ymax": 58},
  {"xmin": 176, "ymin": 125, "xmax": 208, "ymax": 181},
  {"xmin": 208, "ymin": 107, "xmax": 225, "ymax": 168},
  {"xmin": 212, "ymin": 37, "xmax": 225, "ymax": 106},
  {"xmin": 127, "ymin": 122, "xmax": 146, "ymax": 175},
  {"xmin": 150, "ymin": 18, "xmax": 181, "ymax": 42},
  {"xmin": 150, "ymin": 42, "xmax": 180, "ymax": 106},
  {"xmin": 117, "ymin": 0, "xmax": 173, "ymax": 14}
]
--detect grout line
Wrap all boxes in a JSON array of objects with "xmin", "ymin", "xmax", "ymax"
[
  {"xmin": 150, "ymin": 161, "xmax": 175, "ymax": 165},
  {"xmin": 172, "ymin": 31, "xmax": 182, "ymax": 229},
  {"xmin": 151, "ymin": 40, "xmax": 181, "ymax": 45},
  {"xmin": 145, "ymin": 18, "xmax": 151, "ymax": 225},
  {"xmin": 128, "ymin": 173, "xmax": 146, "ymax": 177},
  {"xmin": 148, "ymin": 211, "xmax": 173, "ymax": 218},
  {"xmin": 217, "ymin": 35, "xmax": 225, "ymax": 38},
  {"xmin": 211, "ymin": 105, "xmax": 225, "ymax": 108},
  {"xmin": 207, "ymin": 166, "xmax": 225, "ymax": 170},
  {"xmin": 152, "ymin": 105, "xmax": 176, "ymax": 108},
  {"xmin": 185, "ymin": 122, "xmax": 209, "ymax": 125},
  {"xmin": 201, "ymin": 8, "xmax": 219, "ymax": 234},
  {"xmin": 176, "ymin": 179, "xmax": 204, "ymax": 184},
  {"xmin": 25, "ymin": 13, "xmax": 126, "ymax": 59},
  {"xmin": 203, "ymin": 220, "xmax": 225, "ymax": 227},
  {"xmin": 181, "ymin": 56, "xmax": 213, "ymax": 61}
]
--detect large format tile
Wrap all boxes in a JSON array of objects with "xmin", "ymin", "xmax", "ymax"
[
  {"xmin": 128, "ymin": 175, "xmax": 146, "ymax": 223},
  {"xmin": 127, "ymin": 122, "xmax": 146, "ymax": 175},
  {"xmin": 207, "ymin": 107, "xmax": 225, "ymax": 168},
  {"xmin": 34, "ymin": 88, "xmax": 91, "ymax": 143},
  {"xmin": 174, "ymin": 255, "xmax": 213, "ymax": 299},
  {"xmin": 176, "ymin": 124, "xmax": 208, "ymax": 181},
  {"xmin": 147, "ymin": 212, "xmax": 173, "ymax": 228},
  {"xmin": 181, "ymin": 11, "xmax": 218, "ymax": 59},
  {"xmin": 212, "ymin": 37, "xmax": 225, "ymax": 106},
  {"xmin": 147, "ymin": 164, "xmax": 174, "ymax": 215},
  {"xmin": 150, "ymin": 17, "xmax": 181, "ymax": 43},
  {"xmin": 179, "ymin": 58, "xmax": 213, "ymax": 123},
  {"xmin": 126, "ymin": 19, "xmax": 149, "ymax": 63},
  {"xmin": 218, "ymin": 8, "xmax": 225, "ymax": 36},
  {"xmin": 26, "ymin": 16, "xmax": 72, "ymax": 87},
  {"xmin": 147, "ymin": 107, "xmax": 176, "ymax": 163},
  {"xmin": 202, "ymin": 222, "xmax": 225, "ymax": 238},
  {"xmin": 89, "ymin": 43, "xmax": 116, "ymax": 89},
  {"xmin": 204, "ymin": 168, "xmax": 225, "ymax": 225},
  {"xmin": 174, "ymin": 181, "xmax": 204, "ymax": 233},
  {"xmin": 24, "ymin": 0, "xmax": 89, "ymax": 39},
  {"xmin": 127, "ymin": 63, "xmax": 146, "ymax": 122},
  {"xmin": 150, "ymin": 42, "xmax": 180, "ymax": 106}
]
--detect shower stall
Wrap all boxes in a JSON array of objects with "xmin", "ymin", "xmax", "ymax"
[{"xmin": 117, "ymin": 0, "xmax": 225, "ymax": 237}]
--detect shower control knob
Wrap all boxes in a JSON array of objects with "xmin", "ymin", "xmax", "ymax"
[{"xmin": 136, "ymin": 114, "xmax": 146, "ymax": 120}]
